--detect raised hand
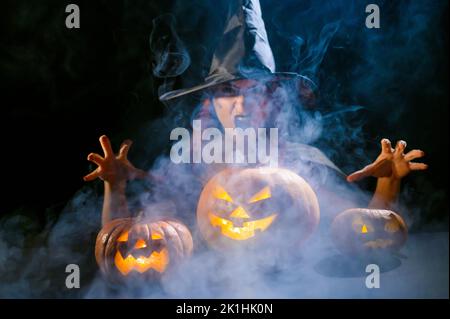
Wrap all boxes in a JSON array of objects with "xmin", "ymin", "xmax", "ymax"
[
  {"xmin": 83, "ymin": 135, "xmax": 148, "ymax": 185},
  {"xmin": 347, "ymin": 138, "xmax": 428, "ymax": 183}
]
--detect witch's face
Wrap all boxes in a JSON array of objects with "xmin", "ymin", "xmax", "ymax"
[{"xmin": 211, "ymin": 80, "xmax": 269, "ymax": 129}]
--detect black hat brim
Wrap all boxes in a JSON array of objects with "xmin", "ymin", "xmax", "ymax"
[{"xmin": 158, "ymin": 72, "xmax": 316, "ymax": 102}]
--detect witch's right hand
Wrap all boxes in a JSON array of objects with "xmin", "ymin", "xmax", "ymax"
[{"xmin": 83, "ymin": 135, "xmax": 148, "ymax": 185}]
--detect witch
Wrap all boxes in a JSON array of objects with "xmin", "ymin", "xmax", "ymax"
[{"xmin": 83, "ymin": 0, "xmax": 427, "ymax": 241}]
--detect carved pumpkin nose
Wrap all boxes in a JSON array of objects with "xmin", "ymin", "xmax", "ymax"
[
  {"xmin": 134, "ymin": 239, "xmax": 147, "ymax": 249},
  {"xmin": 229, "ymin": 206, "xmax": 250, "ymax": 219}
]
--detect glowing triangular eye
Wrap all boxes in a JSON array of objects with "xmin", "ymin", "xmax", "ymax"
[
  {"xmin": 213, "ymin": 185, "xmax": 233, "ymax": 203},
  {"xmin": 248, "ymin": 186, "xmax": 271, "ymax": 203},
  {"xmin": 361, "ymin": 224, "xmax": 368, "ymax": 233},
  {"xmin": 151, "ymin": 233, "xmax": 163, "ymax": 240},
  {"xmin": 384, "ymin": 221, "xmax": 400, "ymax": 233},
  {"xmin": 117, "ymin": 231, "xmax": 129, "ymax": 242}
]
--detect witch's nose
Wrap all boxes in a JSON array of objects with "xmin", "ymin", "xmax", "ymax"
[
  {"xmin": 230, "ymin": 206, "xmax": 250, "ymax": 219},
  {"xmin": 233, "ymin": 95, "xmax": 245, "ymax": 115}
]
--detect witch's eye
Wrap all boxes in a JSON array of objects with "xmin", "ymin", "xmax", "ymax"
[
  {"xmin": 216, "ymin": 86, "xmax": 238, "ymax": 97},
  {"xmin": 245, "ymin": 85, "xmax": 267, "ymax": 97}
]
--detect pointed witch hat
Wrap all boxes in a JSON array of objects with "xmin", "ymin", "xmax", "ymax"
[{"xmin": 158, "ymin": 0, "xmax": 316, "ymax": 102}]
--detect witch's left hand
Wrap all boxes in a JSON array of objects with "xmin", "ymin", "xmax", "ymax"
[{"xmin": 347, "ymin": 138, "xmax": 428, "ymax": 182}]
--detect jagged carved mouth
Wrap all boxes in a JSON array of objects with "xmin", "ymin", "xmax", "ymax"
[
  {"xmin": 363, "ymin": 239, "xmax": 394, "ymax": 249},
  {"xmin": 114, "ymin": 249, "xmax": 169, "ymax": 275},
  {"xmin": 208, "ymin": 212, "xmax": 277, "ymax": 240}
]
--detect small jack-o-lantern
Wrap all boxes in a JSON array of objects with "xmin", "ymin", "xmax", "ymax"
[
  {"xmin": 196, "ymin": 167, "xmax": 320, "ymax": 251},
  {"xmin": 331, "ymin": 208, "xmax": 408, "ymax": 255},
  {"xmin": 95, "ymin": 217, "xmax": 193, "ymax": 280}
]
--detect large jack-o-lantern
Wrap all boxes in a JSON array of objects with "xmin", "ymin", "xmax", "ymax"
[
  {"xmin": 331, "ymin": 208, "xmax": 408, "ymax": 255},
  {"xmin": 196, "ymin": 167, "xmax": 320, "ymax": 251},
  {"xmin": 95, "ymin": 217, "xmax": 193, "ymax": 281}
]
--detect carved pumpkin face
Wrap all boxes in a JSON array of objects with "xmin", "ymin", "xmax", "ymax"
[
  {"xmin": 207, "ymin": 184, "xmax": 277, "ymax": 241},
  {"xmin": 96, "ymin": 218, "xmax": 193, "ymax": 281},
  {"xmin": 113, "ymin": 225, "xmax": 169, "ymax": 275},
  {"xmin": 196, "ymin": 167, "xmax": 320, "ymax": 251},
  {"xmin": 331, "ymin": 209, "xmax": 408, "ymax": 255}
]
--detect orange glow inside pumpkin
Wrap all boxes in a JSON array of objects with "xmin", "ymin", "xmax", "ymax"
[
  {"xmin": 209, "ymin": 213, "xmax": 276, "ymax": 240},
  {"xmin": 209, "ymin": 185, "xmax": 277, "ymax": 240},
  {"xmin": 114, "ymin": 230, "xmax": 170, "ymax": 276},
  {"xmin": 248, "ymin": 186, "xmax": 271, "ymax": 203},
  {"xmin": 213, "ymin": 185, "xmax": 233, "ymax": 202},
  {"xmin": 349, "ymin": 213, "xmax": 403, "ymax": 249},
  {"xmin": 361, "ymin": 224, "xmax": 368, "ymax": 233},
  {"xmin": 134, "ymin": 239, "xmax": 147, "ymax": 249}
]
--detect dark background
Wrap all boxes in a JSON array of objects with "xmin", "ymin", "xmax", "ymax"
[{"xmin": 0, "ymin": 0, "xmax": 448, "ymax": 230}]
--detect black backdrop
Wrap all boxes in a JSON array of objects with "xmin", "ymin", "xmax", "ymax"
[{"xmin": 1, "ymin": 0, "xmax": 448, "ymax": 229}]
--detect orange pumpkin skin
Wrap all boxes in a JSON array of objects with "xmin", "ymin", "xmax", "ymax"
[
  {"xmin": 95, "ymin": 218, "xmax": 193, "ymax": 281},
  {"xmin": 331, "ymin": 208, "xmax": 408, "ymax": 255},
  {"xmin": 196, "ymin": 167, "xmax": 320, "ymax": 251}
]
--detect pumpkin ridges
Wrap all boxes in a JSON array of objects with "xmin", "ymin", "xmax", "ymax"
[
  {"xmin": 129, "ymin": 223, "xmax": 150, "ymax": 242},
  {"xmin": 152, "ymin": 221, "xmax": 178, "ymax": 255},
  {"xmin": 196, "ymin": 167, "xmax": 320, "ymax": 250},
  {"xmin": 149, "ymin": 222, "xmax": 166, "ymax": 242},
  {"xmin": 95, "ymin": 218, "xmax": 130, "ymax": 268},
  {"xmin": 148, "ymin": 221, "xmax": 171, "ymax": 269},
  {"xmin": 276, "ymin": 169, "xmax": 320, "ymax": 243},
  {"xmin": 166, "ymin": 220, "xmax": 193, "ymax": 257},
  {"xmin": 159, "ymin": 221, "xmax": 184, "ymax": 260},
  {"xmin": 96, "ymin": 217, "xmax": 194, "ymax": 281},
  {"xmin": 145, "ymin": 223, "xmax": 152, "ymax": 240},
  {"xmin": 331, "ymin": 208, "xmax": 408, "ymax": 255},
  {"xmin": 103, "ymin": 219, "xmax": 133, "ymax": 276}
]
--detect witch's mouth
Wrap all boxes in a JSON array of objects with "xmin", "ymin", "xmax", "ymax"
[
  {"xmin": 234, "ymin": 115, "xmax": 251, "ymax": 128},
  {"xmin": 208, "ymin": 212, "xmax": 277, "ymax": 240}
]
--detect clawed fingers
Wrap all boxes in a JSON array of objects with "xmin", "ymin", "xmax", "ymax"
[
  {"xmin": 409, "ymin": 162, "xmax": 428, "ymax": 171},
  {"xmin": 404, "ymin": 149, "xmax": 425, "ymax": 161},
  {"xmin": 83, "ymin": 169, "xmax": 100, "ymax": 182},
  {"xmin": 84, "ymin": 136, "xmax": 140, "ymax": 183},
  {"xmin": 381, "ymin": 138, "xmax": 393, "ymax": 154},
  {"xmin": 346, "ymin": 170, "xmax": 366, "ymax": 182},
  {"xmin": 118, "ymin": 139, "xmax": 133, "ymax": 159},
  {"xmin": 99, "ymin": 135, "xmax": 114, "ymax": 158},
  {"xmin": 394, "ymin": 140, "xmax": 407, "ymax": 158},
  {"xmin": 84, "ymin": 153, "xmax": 104, "ymax": 181},
  {"xmin": 87, "ymin": 153, "xmax": 104, "ymax": 166},
  {"xmin": 346, "ymin": 164, "xmax": 374, "ymax": 182},
  {"xmin": 351, "ymin": 137, "xmax": 426, "ymax": 182},
  {"xmin": 347, "ymin": 157, "xmax": 392, "ymax": 182}
]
